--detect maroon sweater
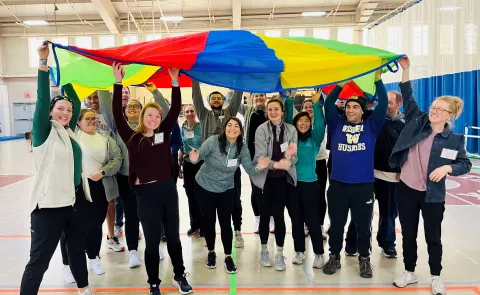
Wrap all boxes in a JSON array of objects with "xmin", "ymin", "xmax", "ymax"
[{"xmin": 112, "ymin": 83, "xmax": 181, "ymax": 187}]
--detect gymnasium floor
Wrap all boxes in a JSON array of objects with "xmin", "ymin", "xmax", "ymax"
[{"xmin": 1, "ymin": 139, "xmax": 480, "ymax": 294}]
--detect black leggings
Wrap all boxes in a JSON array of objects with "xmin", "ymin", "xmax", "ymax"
[
  {"xmin": 195, "ymin": 181, "xmax": 235, "ymax": 255},
  {"xmin": 61, "ymin": 179, "xmax": 109, "ymax": 264},
  {"xmin": 117, "ymin": 173, "xmax": 140, "ymax": 251},
  {"xmin": 183, "ymin": 161, "xmax": 204, "ymax": 231},
  {"xmin": 20, "ymin": 186, "xmax": 90, "ymax": 294},
  {"xmin": 232, "ymin": 168, "xmax": 242, "ymax": 231},
  {"xmin": 134, "ymin": 180, "xmax": 185, "ymax": 285},
  {"xmin": 258, "ymin": 176, "xmax": 294, "ymax": 247},
  {"xmin": 315, "ymin": 159, "xmax": 328, "ymax": 226}
]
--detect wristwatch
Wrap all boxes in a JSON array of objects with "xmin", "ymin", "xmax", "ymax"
[{"xmin": 101, "ymin": 170, "xmax": 105, "ymax": 176}]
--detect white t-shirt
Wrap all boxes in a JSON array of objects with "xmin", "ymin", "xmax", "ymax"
[
  {"xmin": 78, "ymin": 132, "xmax": 106, "ymax": 177},
  {"xmin": 95, "ymin": 114, "xmax": 112, "ymax": 136}
]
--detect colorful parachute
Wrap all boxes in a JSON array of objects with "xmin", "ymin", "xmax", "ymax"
[{"xmin": 48, "ymin": 30, "xmax": 404, "ymax": 99}]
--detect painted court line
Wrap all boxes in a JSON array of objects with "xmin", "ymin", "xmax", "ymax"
[{"xmin": 446, "ymin": 192, "xmax": 477, "ymax": 206}]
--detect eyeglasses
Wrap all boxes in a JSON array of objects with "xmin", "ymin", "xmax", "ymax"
[
  {"xmin": 429, "ymin": 106, "xmax": 452, "ymax": 114},
  {"xmin": 83, "ymin": 117, "xmax": 96, "ymax": 123},
  {"xmin": 126, "ymin": 104, "xmax": 141, "ymax": 110}
]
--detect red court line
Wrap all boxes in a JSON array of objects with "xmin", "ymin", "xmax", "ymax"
[{"xmin": 0, "ymin": 286, "xmax": 479, "ymax": 293}]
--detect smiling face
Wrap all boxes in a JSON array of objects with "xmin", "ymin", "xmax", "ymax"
[
  {"xmin": 267, "ymin": 100, "xmax": 284, "ymax": 125},
  {"xmin": 50, "ymin": 100, "xmax": 73, "ymax": 126},
  {"xmin": 253, "ymin": 93, "xmax": 266, "ymax": 108},
  {"xmin": 77, "ymin": 110, "xmax": 96, "ymax": 134},
  {"xmin": 302, "ymin": 100, "xmax": 313, "ymax": 118},
  {"xmin": 225, "ymin": 119, "xmax": 241, "ymax": 141},
  {"xmin": 122, "ymin": 87, "xmax": 131, "ymax": 107},
  {"xmin": 429, "ymin": 99, "xmax": 452, "ymax": 125},
  {"xmin": 184, "ymin": 105, "xmax": 196, "ymax": 121},
  {"xmin": 295, "ymin": 115, "xmax": 311, "ymax": 134},
  {"xmin": 209, "ymin": 93, "xmax": 224, "ymax": 110},
  {"xmin": 142, "ymin": 106, "xmax": 162, "ymax": 132},
  {"xmin": 125, "ymin": 100, "xmax": 142, "ymax": 121},
  {"xmin": 345, "ymin": 101, "xmax": 363, "ymax": 124},
  {"xmin": 86, "ymin": 92, "xmax": 99, "ymax": 111}
]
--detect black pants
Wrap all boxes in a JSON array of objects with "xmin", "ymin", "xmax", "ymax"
[
  {"xmin": 20, "ymin": 186, "xmax": 90, "ymax": 294},
  {"xmin": 315, "ymin": 159, "xmax": 328, "ymax": 226},
  {"xmin": 250, "ymin": 180, "xmax": 260, "ymax": 217},
  {"xmin": 134, "ymin": 180, "xmax": 185, "ymax": 285},
  {"xmin": 289, "ymin": 181, "xmax": 324, "ymax": 254},
  {"xmin": 195, "ymin": 181, "xmax": 235, "ymax": 255},
  {"xmin": 397, "ymin": 181, "xmax": 444, "ymax": 276},
  {"xmin": 258, "ymin": 176, "xmax": 292, "ymax": 246},
  {"xmin": 232, "ymin": 168, "xmax": 242, "ymax": 231},
  {"xmin": 115, "ymin": 197, "xmax": 124, "ymax": 228},
  {"xmin": 171, "ymin": 164, "xmax": 179, "ymax": 185},
  {"xmin": 61, "ymin": 179, "xmax": 109, "ymax": 263},
  {"xmin": 183, "ymin": 160, "xmax": 204, "ymax": 231},
  {"xmin": 374, "ymin": 178, "xmax": 398, "ymax": 249},
  {"xmin": 117, "ymin": 173, "xmax": 140, "ymax": 251},
  {"xmin": 327, "ymin": 180, "xmax": 374, "ymax": 257}
]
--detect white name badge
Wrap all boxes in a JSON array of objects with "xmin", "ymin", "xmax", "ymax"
[
  {"xmin": 440, "ymin": 148, "xmax": 458, "ymax": 160},
  {"xmin": 227, "ymin": 159, "xmax": 238, "ymax": 167},
  {"xmin": 186, "ymin": 131, "xmax": 194, "ymax": 139},
  {"xmin": 154, "ymin": 132, "xmax": 164, "ymax": 145},
  {"xmin": 218, "ymin": 115, "xmax": 225, "ymax": 121},
  {"xmin": 280, "ymin": 142, "xmax": 288, "ymax": 153}
]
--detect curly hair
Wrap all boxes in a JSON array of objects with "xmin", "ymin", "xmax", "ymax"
[{"xmin": 218, "ymin": 117, "xmax": 244, "ymax": 157}]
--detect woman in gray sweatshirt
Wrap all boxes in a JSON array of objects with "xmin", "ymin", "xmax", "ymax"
[{"xmin": 189, "ymin": 117, "xmax": 271, "ymax": 274}]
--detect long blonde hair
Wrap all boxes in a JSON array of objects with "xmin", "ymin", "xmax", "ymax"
[
  {"xmin": 135, "ymin": 102, "xmax": 164, "ymax": 134},
  {"xmin": 434, "ymin": 96, "xmax": 463, "ymax": 120}
]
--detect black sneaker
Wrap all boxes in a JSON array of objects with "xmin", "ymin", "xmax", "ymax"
[
  {"xmin": 206, "ymin": 251, "xmax": 216, "ymax": 269},
  {"xmin": 382, "ymin": 248, "xmax": 397, "ymax": 258},
  {"xmin": 149, "ymin": 284, "xmax": 161, "ymax": 295},
  {"xmin": 199, "ymin": 231, "xmax": 205, "ymax": 237},
  {"xmin": 172, "ymin": 273, "xmax": 193, "ymax": 294},
  {"xmin": 187, "ymin": 228, "xmax": 199, "ymax": 236},
  {"xmin": 224, "ymin": 256, "xmax": 237, "ymax": 274},
  {"xmin": 323, "ymin": 254, "xmax": 341, "ymax": 275},
  {"xmin": 359, "ymin": 256, "xmax": 373, "ymax": 278}
]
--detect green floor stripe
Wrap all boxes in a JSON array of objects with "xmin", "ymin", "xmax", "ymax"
[{"xmin": 230, "ymin": 231, "xmax": 237, "ymax": 295}]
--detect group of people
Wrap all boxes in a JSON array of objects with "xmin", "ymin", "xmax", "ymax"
[{"xmin": 19, "ymin": 42, "xmax": 471, "ymax": 295}]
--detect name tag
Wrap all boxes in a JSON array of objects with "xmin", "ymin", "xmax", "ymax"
[
  {"xmin": 227, "ymin": 159, "xmax": 238, "ymax": 167},
  {"xmin": 218, "ymin": 115, "xmax": 225, "ymax": 121},
  {"xmin": 440, "ymin": 148, "xmax": 458, "ymax": 160},
  {"xmin": 153, "ymin": 132, "xmax": 164, "ymax": 145},
  {"xmin": 186, "ymin": 131, "xmax": 194, "ymax": 139},
  {"xmin": 280, "ymin": 142, "xmax": 288, "ymax": 153}
]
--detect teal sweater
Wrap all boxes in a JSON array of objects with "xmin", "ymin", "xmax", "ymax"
[
  {"xmin": 33, "ymin": 70, "xmax": 82, "ymax": 186},
  {"xmin": 285, "ymin": 97, "xmax": 325, "ymax": 182}
]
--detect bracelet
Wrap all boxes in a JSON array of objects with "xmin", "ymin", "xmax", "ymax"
[
  {"xmin": 172, "ymin": 80, "xmax": 179, "ymax": 87},
  {"xmin": 39, "ymin": 59, "xmax": 48, "ymax": 66}
]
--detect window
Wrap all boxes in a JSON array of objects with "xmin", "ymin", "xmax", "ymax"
[
  {"xmin": 412, "ymin": 25, "xmax": 428, "ymax": 56},
  {"xmin": 123, "ymin": 35, "xmax": 138, "ymax": 45},
  {"xmin": 264, "ymin": 30, "xmax": 281, "ymax": 37},
  {"xmin": 98, "ymin": 35, "xmax": 115, "ymax": 48},
  {"xmin": 362, "ymin": 29, "xmax": 375, "ymax": 47},
  {"xmin": 289, "ymin": 29, "xmax": 305, "ymax": 37},
  {"xmin": 387, "ymin": 26, "xmax": 402, "ymax": 53},
  {"xmin": 28, "ymin": 38, "xmax": 45, "ymax": 68},
  {"xmin": 439, "ymin": 25, "xmax": 453, "ymax": 55},
  {"xmin": 337, "ymin": 27, "xmax": 353, "ymax": 44},
  {"xmin": 313, "ymin": 28, "xmax": 329, "ymax": 39},
  {"xmin": 146, "ymin": 34, "xmax": 162, "ymax": 41},
  {"xmin": 52, "ymin": 37, "xmax": 68, "ymax": 46},
  {"xmin": 465, "ymin": 24, "xmax": 477, "ymax": 54},
  {"xmin": 75, "ymin": 36, "xmax": 92, "ymax": 49}
]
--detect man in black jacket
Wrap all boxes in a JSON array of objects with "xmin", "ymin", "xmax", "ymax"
[{"xmin": 373, "ymin": 90, "xmax": 405, "ymax": 258}]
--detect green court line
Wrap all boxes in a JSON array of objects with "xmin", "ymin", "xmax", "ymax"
[{"xmin": 230, "ymin": 231, "xmax": 237, "ymax": 295}]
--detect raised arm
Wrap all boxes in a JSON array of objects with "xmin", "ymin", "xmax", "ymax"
[
  {"xmin": 63, "ymin": 84, "xmax": 81, "ymax": 130},
  {"xmin": 284, "ymin": 97, "xmax": 295, "ymax": 124},
  {"xmin": 192, "ymin": 80, "xmax": 209, "ymax": 121},
  {"xmin": 324, "ymin": 84, "xmax": 344, "ymax": 130},
  {"xmin": 159, "ymin": 69, "xmax": 181, "ymax": 134},
  {"xmin": 32, "ymin": 44, "xmax": 53, "ymax": 147},
  {"xmin": 112, "ymin": 64, "xmax": 134, "ymax": 143},
  {"xmin": 145, "ymin": 82, "xmax": 170, "ymax": 119},
  {"xmin": 311, "ymin": 100, "xmax": 326, "ymax": 147},
  {"xmin": 370, "ymin": 70, "xmax": 388, "ymax": 135},
  {"xmin": 397, "ymin": 56, "xmax": 423, "ymax": 124},
  {"xmin": 227, "ymin": 90, "xmax": 243, "ymax": 116},
  {"xmin": 98, "ymin": 90, "xmax": 116, "ymax": 132}
]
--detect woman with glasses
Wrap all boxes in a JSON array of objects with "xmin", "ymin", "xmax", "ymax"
[
  {"xmin": 60, "ymin": 109, "xmax": 122, "ymax": 282},
  {"xmin": 390, "ymin": 57, "xmax": 471, "ymax": 295},
  {"xmin": 20, "ymin": 43, "xmax": 94, "ymax": 295}
]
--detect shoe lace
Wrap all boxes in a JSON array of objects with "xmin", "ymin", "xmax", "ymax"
[
  {"xmin": 359, "ymin": 258, "xmax": 373, "ymax": 273},
  {"xmin": 325, "ymin": 256, "xmax": 338, "ymax": 269},
  {"xmin": 276, "ymin": 254, "xmax": 286, "ymax": 263},
  {"xmin": 261, "ymin": 250, "xmax": 269, "ymax": 261},
  {"xmin": 208, "ymin": 252, "xmax": 216, "ymax": 262},
  {"xmin": 431, "ymin": 277, "xmax": 443, "ymax": 289},
  {"xmin": 178, "ymin": 272, "xmax": 190, "ymax": 285},
  {"xmin": 225, "ymin": 257, "xmax": 235, "ymax": 268}
]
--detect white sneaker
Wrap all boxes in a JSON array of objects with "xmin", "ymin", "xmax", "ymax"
[
  {"xmin": 159, "ymin": 248, "xmax": 165, "ymax": 261},
  {"xmin": 234, "ymin": 231, "xmax": 244, "ymax": 248},
  {"xmin": 292, "ymin": 252, "xmax": 305, "ymax": 265},
  {"xmin": 254, "ymin": 216, "xmax": 260, "ymax": 233},
  {"xmin": 114, "ymin": 225, "xmax": 123, "ymax": 237},
  {"xmin": 88, "ymin": 256, "xmax": 105, "ymax": 275},
  {"xmin": 63, "ymin": 265, "xmax": 76, "ymax": 284},
  {"xmin": 106, "ymin": 236, "xmax": 125, "ymax": 252},
  {"xmin": 393, "ymin": 271, "xmax": 418, "ymax": 288},
  {"xmin": 129, "ymin": 250, "xmax": 141, "ymax": 268},
  {"xmin": 313, "ymin": 254, "xmax": 325, "ymax": 269},
  {"xmin": 260, "ymin": 249, "xmax": 272, "ymax": 267},
  {"xmin": 275, "ymin": 253, "xmax": 286, "ymax": 271},
  {"xmin": 269, "ymin": 216, "xmax": 275, "ymax": 233},
  {"xmin": 304, "ymin": 224, "xmax": 309, "ymax": 237},
  {"xmin": 78, "ymin": 287, "xmax": 95, "ymax": 295},
  {"xmin": 430, "ymin": 276, "xmax": 446, "ymax": 295}
]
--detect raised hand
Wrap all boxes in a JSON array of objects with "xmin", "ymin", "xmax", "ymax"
[
  {"xmin": 257, "ymin": 157, "xmax": 270, "ymax": 170},
  {"xmin": 144, "ymin": 82, "xmax": 157, "ymax": 92},
  {"xmin": 398, "ymin": 56, "xmax": 410, "ymax": 70},
  {"xmin": 168, "ymin": 68, "xmax": 180, "ymax": 81},
  {"xmin": 37, "ymin": 42, "xmax": 49, "ymax": 59},
  {"xmin": 311, "ymin": 88, "xmax": 322, "ymax": 103},
  {"xmin": 112, "ymin": 62, "xmax": 126, "ymax": 83}
]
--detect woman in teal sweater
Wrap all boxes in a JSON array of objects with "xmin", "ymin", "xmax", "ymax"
[{"xmin": 284, "ymin": 89, "xmax": 326, "ymax": 269}]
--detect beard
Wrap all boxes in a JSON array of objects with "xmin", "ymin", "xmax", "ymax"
[{"xmin": 211, "ymin": 105, "xmax": 222, "ymax": 110}]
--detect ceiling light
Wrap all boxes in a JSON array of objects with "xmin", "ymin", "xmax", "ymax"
[
  {"xmin": 160, "ymin": 16, "xmax": 184, "ymax": 22},
  {"xmin": 301, "ymin": 11, "xmax": 326, "ymax": 17},
  {"xmin": 23, "ymin": 20, "xmax": 49, "ymax": 26},
  {"xmin": 439, "ymin": 6, "xmax": 461, "ymax": 11}
]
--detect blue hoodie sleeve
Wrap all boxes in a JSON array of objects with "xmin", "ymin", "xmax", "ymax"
[{"xmin": 170, "ymin": 122, "xmax": 182, "ymax": 166}]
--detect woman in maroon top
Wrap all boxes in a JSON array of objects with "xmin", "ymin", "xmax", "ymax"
[{"xmin": 111, "ymin": 63, "xmax": 192, "ymax": 295}]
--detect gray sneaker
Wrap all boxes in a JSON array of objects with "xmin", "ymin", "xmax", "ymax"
[
  {"xmin": 260, "ymin": 249, "xmax": 272, "ymax": 267},
  {"xmin": 275, "ymin": 253, "xmax": 286, "ymax": 271},
  {"xmin": 234, "ymin": 232, "xmax": 244, "ymax": 248}
]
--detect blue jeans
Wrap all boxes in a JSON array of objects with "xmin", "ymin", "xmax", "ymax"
[{"xmin": 374, "ymin": 178, "xmax": 398, "ymax": 249}]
